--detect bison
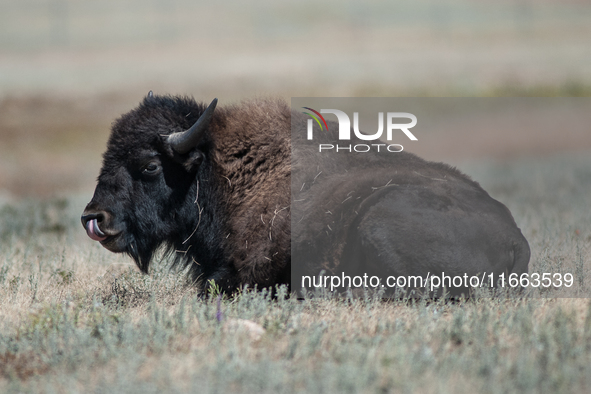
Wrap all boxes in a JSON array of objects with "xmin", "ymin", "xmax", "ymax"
[{"xmin": 82, "ymin": 93, "xmax": 530, "ymax": 296}]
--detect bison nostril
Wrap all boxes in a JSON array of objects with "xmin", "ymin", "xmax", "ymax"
[
  {"xmin": 81, "ymin": 211, "xmax": 110, "ymax": 229},
  {"xmin": 81, "ymin": 210, "xmax": 111, "ymax": 241}
]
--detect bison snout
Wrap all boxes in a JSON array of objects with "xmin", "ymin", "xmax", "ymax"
[{"xmin": 81, "ymin": 211, "xmax": 113, "ymax": 242}]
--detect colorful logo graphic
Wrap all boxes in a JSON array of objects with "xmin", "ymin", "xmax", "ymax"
[{"xmin": 302, "ymin": 107, "xmax": 329, "ymax": 132}]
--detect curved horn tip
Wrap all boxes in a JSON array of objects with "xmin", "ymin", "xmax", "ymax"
[
  {"xmin": 167, "ymin": 97, "xmax": 218, "ymax": 154},
  {"xmin": 148, "ymin": 90, "xmax": 154, "ymax": 98}
]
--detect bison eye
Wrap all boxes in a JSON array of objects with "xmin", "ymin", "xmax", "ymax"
[{"xmin": 142, "ymin": 162, "xmax": 161, "ymax": 176}]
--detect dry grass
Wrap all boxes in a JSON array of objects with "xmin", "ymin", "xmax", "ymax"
[
  {"xmin": 0, "ymin": 0, "xmax": 590, "ymax": 390},
  {"xmin": 0, "ymin": 93, "xmax": 591, "ymax": 392},
  {"xmin": 0, "ymin": 95, "xmax": 135, "ymax": 197},
  {"xmin": 1, "ymin": 153, "xmax": 591, "ymax": 393}
]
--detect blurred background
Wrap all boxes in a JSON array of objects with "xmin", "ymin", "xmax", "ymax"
[{"xmin": 0, "ymin": 0, "xmax": 590, "ymax": 200}]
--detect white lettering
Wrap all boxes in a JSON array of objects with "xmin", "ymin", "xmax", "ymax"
[
  {"xmin": 353, "ymin": 144, "xmax": 370, "ymax": 152},
  {"xmin": 307, "ymin": 119, "xmax": 314, "ymax": 140},
  {"xmin": 321, "ymin": 109, "xmax": 351, "ymax": 140},
  {"xmin": 353, "ymin": 112, "xmax": 383, "ymax": 140},
  {"xmin": 387, "ymin": 112, "xmax": 418, "ymax": 141},
  {"xmin": 387, "ymin": 144, "xmax": 404, "ymax": 152}
]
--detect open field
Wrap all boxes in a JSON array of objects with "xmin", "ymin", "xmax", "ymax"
[
  {"xmin": 1, "ymin": 0, "xmax": 591, "ymax": 391},
  {"xmin": 0, "ymin": 88, "xmax": 590, "ymax": 394},
  {"xmin": 1, "ymin": 141, "xmax": 591, "ymax": 392},
  {"xmin": 2, "ymin": 0, "xmax": 591, "ymax": 99}
]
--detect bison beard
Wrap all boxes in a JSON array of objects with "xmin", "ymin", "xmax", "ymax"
[{"xmin": 82, "ymin": 93, "xmax": 529, "ymax": 296}]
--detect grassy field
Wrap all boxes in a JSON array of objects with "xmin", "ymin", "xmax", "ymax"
[
  {"xmin": 1, "ymin": 150, "xmax": 590, "ymax": 393},
  {"xmin": 2, "ymin": 0, "xmax": 591, "ymax": 99},
  {"xmin": 1, "ymin": 0, "xmax": 590, "ymax": 391}
]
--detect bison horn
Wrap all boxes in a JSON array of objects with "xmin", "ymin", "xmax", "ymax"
[{"xmin": 168, "ymin": 98, "xmax": 218, "ymax": 154}]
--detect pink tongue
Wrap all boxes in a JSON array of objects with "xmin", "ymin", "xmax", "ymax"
[{"xmin": 86, "ymin": 219, "xmax": 107, "ymax": 241}]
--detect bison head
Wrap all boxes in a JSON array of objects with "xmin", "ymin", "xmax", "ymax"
[{"xmin": 81, "ymin": 93, "xmax": 218, "ymax": 273}]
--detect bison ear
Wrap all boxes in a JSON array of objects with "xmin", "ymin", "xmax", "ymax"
[{"xmin": 181, "ymin": 150, "xmax": 204, "ymax": 173}]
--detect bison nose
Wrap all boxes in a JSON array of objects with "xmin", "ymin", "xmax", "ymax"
[{"xmin": 81, "ymin": 211, "xmax": 111, "ymax": 242}]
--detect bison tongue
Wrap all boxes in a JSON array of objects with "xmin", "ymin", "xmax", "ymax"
[{"xmin": 86, "ymin": 218, "xmax": 107, "ymax": 242}]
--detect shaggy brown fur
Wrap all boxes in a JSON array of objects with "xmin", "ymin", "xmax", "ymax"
[{"xmin": 208, "ymin": 99, "xmax": 292, "ymax": 287}]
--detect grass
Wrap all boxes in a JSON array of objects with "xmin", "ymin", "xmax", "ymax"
[{"xmin": 0, "ymin": 153, "xmax": 590, "ymax": 392}]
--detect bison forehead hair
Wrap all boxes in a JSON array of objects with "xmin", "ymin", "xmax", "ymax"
[
  {"xmin": 104, "ymin": 96, "xmax": 206, "ymax": 162},
  {"xmin": 83, "ymin": 94, "xmax": 291, "ymax": 291}
]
